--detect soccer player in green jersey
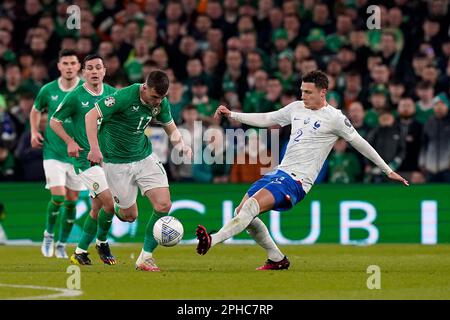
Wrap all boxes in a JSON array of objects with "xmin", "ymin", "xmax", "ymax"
[
  {"xmin": 85, "ymin": 70, "xmax": 192, "ymax": 271},
  {"xmin": 51, "ymin": 54, "xmax": 117, "ymax": 265},
  {"xmin": 30, "ymin": 49, "xmax": 85, "ymax": 259}
]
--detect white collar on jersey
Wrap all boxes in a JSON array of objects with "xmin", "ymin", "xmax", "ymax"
[
  {"xmin": 83, "ymin": 83, "xmax": 104, "ymax": 96},
  {"xmin": 58, "ymin": 77, "xmax": 80, "ymax": 92}
]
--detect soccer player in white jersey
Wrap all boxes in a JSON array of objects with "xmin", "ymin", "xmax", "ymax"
[{"xmin": 196, "ymin": 70, "xmax": 409, "ymax": 270}]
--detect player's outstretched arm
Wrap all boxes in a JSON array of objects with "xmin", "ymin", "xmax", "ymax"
[
  {"xmin": 348, "ymin": 134, "xmax": 409, "ymax": 186},
  {"xmin": 85, "ymin": 107, "xmax": 103, "ymax": 164},
  {"xmin": 213, "ymin": 104, "xmax": 280, "ymax": 127}
]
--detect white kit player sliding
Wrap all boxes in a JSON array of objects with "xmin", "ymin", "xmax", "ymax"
[{"xmin": 196, "ymin": 70, "xmax": 409, "ymax": 270}]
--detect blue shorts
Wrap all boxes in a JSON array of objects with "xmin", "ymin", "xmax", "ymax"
[{"xmin": 247, "ymin": 170, "xmax": 306, "ymax": 211}]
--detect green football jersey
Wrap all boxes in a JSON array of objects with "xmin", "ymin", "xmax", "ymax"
[
  {"xmin": 95, "ymin": 83, "xmax": 173, "ymax": 164},
  {"xmin": 52, "ymin": 83, "xmax": 116, "ymax": 172},
  {"xmin": 33, "ymin": 77, "xmax": 83, "ymax": 163}
]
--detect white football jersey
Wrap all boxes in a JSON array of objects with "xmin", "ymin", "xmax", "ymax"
[{"xmin": 271, "ymin": 101, "xmax": 358, "ymax": 193}]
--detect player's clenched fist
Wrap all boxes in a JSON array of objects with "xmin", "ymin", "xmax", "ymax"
[{"xmin": 214, "ymin": 105, "xmax": 232, "ymax": 119}]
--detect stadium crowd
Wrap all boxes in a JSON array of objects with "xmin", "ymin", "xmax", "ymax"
[{"xmin": 0, "ymin": 0, "xmax": 449, "ymax": 184}]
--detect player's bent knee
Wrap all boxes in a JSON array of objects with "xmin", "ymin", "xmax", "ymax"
[{"xmin": 154, "ymin": 201, "xmax": 171, "ymax": 213}]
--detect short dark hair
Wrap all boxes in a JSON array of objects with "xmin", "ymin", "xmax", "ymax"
[
  {"xmin": 416, "ymin": 80, "xmax": 433, "ymax": 90},
  {"xmin": 82, "ymin": 54, "xmax": 104, "ymax": 69},
  {"xmin": 58, "ymin": 49, "xmax": 78, "ymax": 61},
  {"xmin": 146, "ymin": 70, "xmax": 170, "ymax": 96},
  {"xmin": 302, "ymin": 70, "xmax": 329, "ymax": 90}
]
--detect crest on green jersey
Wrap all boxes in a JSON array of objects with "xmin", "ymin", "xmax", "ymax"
[
  {"xmin": 105, "ymin": 96, "xmax": 115, "ymax": 107},
  {"xmin": 151, "ymin": 106, "xmax": 160, "ymax": 116}
]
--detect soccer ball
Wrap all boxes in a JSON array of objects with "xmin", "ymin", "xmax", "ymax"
[{"xmin": 153, "ymin": 216, "xmax": 184, "ymax": 247}]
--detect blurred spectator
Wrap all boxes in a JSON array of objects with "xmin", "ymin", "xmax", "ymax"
[
  {"xmin": 326, "ymin": 75, "xmax": 342, "ymax": 108},
  {"xmin": 193, "ymin": 125, "xmax": 231, "ymax": 183},
  {"xmin": 326, "ymin": 13, "xmax": 352, "ymax": 53},
  {"xmin": 270, "ymin": 28, "xmax": 290, "ymax": 70},
  {"xmin": 303, "ymin": 3, "xmax": 334, "ymax": 36},
  {"xmin": 206, "ymin": 0, "xmax": 225, "ymax": 29},
  {"xmin": 110, "ymin": 24, "xmax": 133, "ymax": 64},
  {"xmin": 388, "ymin": 79, "xmax": 406, "ymax": 110},
  {"xmin": 245, "ymin": 50, "xmax": 264, "ymax": 90},
  {"xmin": 365, "ymin": 112, "xmax": 405, "ymax": 183},
  {"xmin": 396, "ymin": 97, "xmax": 425, "ymax": 183},
  {"xmin": 167, "ymin": 81, "xmax": 188, "ymax": 125},
  {"xmin": 9, "ymin": 92, "xmax": 34, "ymax": 138},
  {"xmin": 1, "ymin": 64, "xmax": 27, "ymax": 109},
  {"xmin": 263, "ymin": 77, "xmax": 282, "ymax": 112},
  {"xmin": 170, "ymin": 104, "xmax": 203, "ymax": 182},
  {"xmin": 336, "ymin": 44, "xmax": 357, "ymax": 72},
  {"xmin": 230, "ymin": 129, "xmax": 272, "ymax": 183},
  {"xmin": 151, "ymin": 46, "xmax": 169, "ymax": 70},
  {"xmin": 414, "ymin": 80, "xmax": 448, "ymax": 124},
  {"xmin": 419, "ymin": 100, "xmax": 450, "ymax": 182},
  {"xmin": 328, "ymin": 138, "xmax": 361, "ymax": 184},
  {"xmin": 124, "ymin": 37, "xmax": 152, "ymax": 83},
  {"xmin": 365, "ymin": 84, "xmax": 390, "ymax": 128},
  {"xmin": 342, "ymin": 70, "xmax": 368, "ymax": 111},
  {"xmin": 184, "ymin": 57, "xmax": 204, "ymax": 90},
  {"xmin": 222, "ymin": 49, "xmax": 248, "ymax": 103},
  {"xmin": 191, "ymin": 77, "xmax": 219, "ymax": 125},
  {"xmin": 201, "ymin": 49, "xmax": 223, "ymax": 99},
  {"xmin": 104, "ymin": 53, "xmax": 129, "ymax": 87},
  {"xmin": 0, "ymin": 139, "xmax": 14, "ymax": 181},
  {"xmin": 0, "ymin": 94, "xmax": 16, "ymax": 146},
  {"xmin": 369, "ymin": 64, "xmax": 391, "ymax": 87},
  {"xmin": 306, "ymin": 28, "xmax": 334, "ymax": 68},
  {"xmin": 347, "ymin": 101, "xmax": 370, "ymax": 180},
  {"xmin": 274, "ymin": 50, "xmax": 299, "ymax": 93},
  {"xmin": 21, "ymin": 61, "xmax": 48, "ymax": 96},
  {"xmin": 14, "ymin": 111, "xmax": 46, "ymax": 181},
  {"xmin": 349, "ymin": 28, "xmax": 371, "ymax": 70},
  {"xmin": 206, "ymin": 28, "xmax": 224, "ymax": 56},
  {"xmin": 243, "ymin": 69, "xmax": 268, "ymax": 114},
  {"xmin": 284, "ymin": 13, "xmax": 303, "ymax": 50}
]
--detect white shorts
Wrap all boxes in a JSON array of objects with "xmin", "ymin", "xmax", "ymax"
[
  {"xmin": 78, "ymin": 165, "xmax": 109, "ymax": 198},
  {"xmin": 43, "ymin": 159, "xmax": 85, "ymax": 191},
  {"xmin": 103, "ymin": 154, "xmax": 169, "ymax": 209}
]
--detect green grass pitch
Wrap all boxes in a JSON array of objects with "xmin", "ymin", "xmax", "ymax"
[{"xmin": 0, "ymin": 244, "xmax": 449, "ymax": 300}]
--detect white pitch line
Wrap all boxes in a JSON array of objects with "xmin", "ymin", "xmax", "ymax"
[{"xmin": 0, "ymin": 283, "xmax": 83, "ymax": 300}]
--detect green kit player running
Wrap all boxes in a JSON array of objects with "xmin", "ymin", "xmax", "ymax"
[
  {"xmin": 30, "ymin": 49, "xmax": 85, "ymax": 259},
  {"xmin": 85, "ymin": 70, "xmax": 192, "ymax": 271},
  {"xmin": 51, "ymin": 54, "xmax": 117, "ymax": 266}
]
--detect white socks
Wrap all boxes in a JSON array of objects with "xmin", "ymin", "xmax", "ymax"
[
  {"xmin": 75, "ymin": 247, "xmax": 87, "ymax": 254},
  {"xmin": 246, "ymin": 217, "xmax": 284, "ymax": 262},
  {"xmin": 211, "ymin": 198, "xmax": 260, "ymax": 246}
]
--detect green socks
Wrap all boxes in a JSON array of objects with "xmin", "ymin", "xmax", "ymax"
[
  {"xmin": 45, "ymin": 195, "xmax": 65, "ymax": 234},
  {"xmin": 144, "ymin": 210, "xmax": 167, "ymax": 253},
  {"xmin": 77, "ymin": 214, "xmax": 97, "ymax": 251},
  {"xmin": 58, "ymin": 200, "xmax": 77, "ymax": 243},
  {"xmin": 96, "ymin": 208, "xmax": 114, "ymax": 242}
]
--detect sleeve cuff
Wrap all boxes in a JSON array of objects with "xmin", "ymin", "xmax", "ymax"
[{"xmin": 95, "ymin": 103, "xmax": 103, "ymax": 118}]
